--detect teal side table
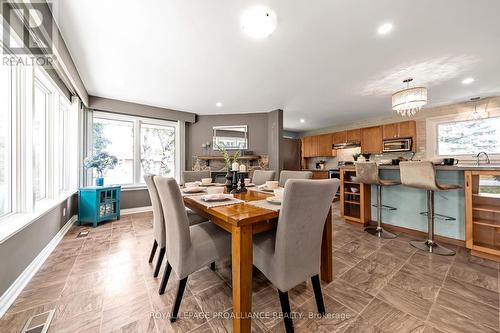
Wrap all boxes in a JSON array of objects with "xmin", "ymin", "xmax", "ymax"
[{"xmin": 78, "ymin": 186, "xmax": 121, "ymax": 227}]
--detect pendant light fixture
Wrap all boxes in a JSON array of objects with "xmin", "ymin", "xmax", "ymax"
[
  {"xmin": 468, "ymin": 97, "xmax": 488, "ymax": 120},
  {"xmin": 391, "ymin": 78, "xmax": 428, "ymax": 117}
]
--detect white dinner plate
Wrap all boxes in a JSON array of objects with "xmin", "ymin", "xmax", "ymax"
[
  {"xmin": 266, "ymin": 196, "xmax": 282, "ymax": 205},
  {"xmin": 182, "ymin": 187, "xmax": 206, "ymax": 193}
]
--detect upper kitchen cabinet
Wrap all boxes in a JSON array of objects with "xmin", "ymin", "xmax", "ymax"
[
  {"xmin": 302, "ymin": 134, "xmax": 335, "ymax": 158},
  {"xmin": 346, "ymin": 129, "xmax": 361, "ymax": 142},
  {"xmin": 332, "ymin": 131, "xmax": 347, "ymax": 144},
  {"xmin": 382, "ymin": 121, "xmax": 416, "ymax": 139},
  {"xmin": 398, "ymin": 120, "xmax": 417, "ymax": 138},
  {"xmin": 318, "ymin": 133, "xmax": 334, "ymax": 157},
  {"xmin": 361, "ymin": 126, "xmax": 383, "ymax": 153}
]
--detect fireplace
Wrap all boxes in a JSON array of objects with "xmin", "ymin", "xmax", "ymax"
[{"xmin": 211, "ymin": 171, "xmax": 249, "ymax": 183}]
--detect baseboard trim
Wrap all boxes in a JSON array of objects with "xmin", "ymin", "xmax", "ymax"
[
  {"xmin": 378, "ymin": 221, "xmax": 465, "ymax": 247},
  {"xmin": 121, "ymin": 206, "xmax": 152, "ymax": 215},
  {"xmin": 0, "ymin": 215, "xmax": 77, "ymax": 318}
]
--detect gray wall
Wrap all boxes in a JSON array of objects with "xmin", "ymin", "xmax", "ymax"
[
  {"xmin": 120, "ymin": 189, "xmax": 151, "ymax": 209},
  {"xmin": 186, "ymin": 112, "xmax": 271, "ymax": 170},
  {"xmin": 267, "ymin": 110, "xmax": 284, "ymax": 172},
  {"xmin": 0, "ymin": 194, "xmax": 77, "ymax": 296}
]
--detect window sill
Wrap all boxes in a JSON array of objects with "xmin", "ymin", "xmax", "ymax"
[{"xmin": 0, "ymin": 190, "xmax": 77, "ymax": 244}]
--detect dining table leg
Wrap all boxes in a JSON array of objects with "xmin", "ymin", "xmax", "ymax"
[
  {"xmin": 320, "ymin": 207, "xmax": 333, "ymax": 282},
  {"xmin": 232, "ymin": 224, "xmax": 253, "ymax": 333}
]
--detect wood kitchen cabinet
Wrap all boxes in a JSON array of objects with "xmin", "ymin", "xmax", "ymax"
[
  {"xmin": 382, "ymin": 121, "xmax": 416, "ymax": 140},
  {"xmin": 361, "ymin": 126, "xmax": 383, "ymax": 153},
  {"xmin": 465, "ymin": 170, "xmax": 500, "ymax": 261},
  {"xmin": 382, "ymin": 123, "xmax": 399, "ymax": 139},
  {"xmin": 332, "ymin": 131, "xmax": 347, "ymax": 144},
  {"xmin": 302, "ymin": 134, "xmax": 335, "ymax": 158},
  {"xmin": 398, "ymin": 120, "xmax": 416, "ymax": 138},
  {"xmin": 318, "ymin": 133, "xmax": 334, "ymax": 157},
  {"xmin": 346, "ymin": 129, "xmax": 361, "ymax": 142}
]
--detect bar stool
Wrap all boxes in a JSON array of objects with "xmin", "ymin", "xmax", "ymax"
[
  {"xmin": 399, "ymin": 161, "xmax": 461, "ymax": 256},
  {"xmin": 355, "ymin": 162, "xmax": 400, "ymax": 239}
]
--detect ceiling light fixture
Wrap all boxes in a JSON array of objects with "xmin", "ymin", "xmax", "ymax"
[
  {"xmin": 377, "ymin": 23, "xmax": 393, "ymax": 35},
  {"xmin": 241, "ymin": 7, "xmax": 277, "ymax": 38},
  {"xmin": 468, "ymin": 97, "xmax": 488, "ymax": 120},
  {"xmin": 391, "ymin": 78, "xmax": 428, "ymax": 117},
  {"xmin": 461, "ymin": 77, "xmax": 475, "ymax": 85},
  {"xmin": 300, "ymin": 118, "xmax": 305, "ymax": 123},
  {"xmin": 215, "ymin": 102, "xmax": 223, "ymax": 107}
]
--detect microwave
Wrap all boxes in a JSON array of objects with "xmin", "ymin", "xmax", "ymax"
[{"xmin": 383, "ymin": 138, "xmax": 412, "ymax": 152}]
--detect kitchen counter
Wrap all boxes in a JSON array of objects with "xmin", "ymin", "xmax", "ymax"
[{"xmin": 340, "ymin": 164, "xmax": 500, "ymax": 171}]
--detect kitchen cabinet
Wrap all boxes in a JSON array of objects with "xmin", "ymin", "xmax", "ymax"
[
  {"xmin": 302, "ymin": 134, "xmax": 335, "ymax": 158},
  {"xmin": 361, "ymin": 126, "xmax": 383, "ymax": 153},
  {"xmin": 311, "ymin": 170, "xmax": 329, "ymax": 179},
  {"xmin": 318, "ymin": 133, "xmax": 334, "ymax": 157},
  {"xmin": 465, "ymin": 170, "xmax": 500, "ymax": 261},
  {"xmin": 398, "ymin": 121, "xmax": 416, "ymax": 138},
  {"xmin": 382, "ymin": 121, "xmax": 416, "ymax": 139},
  {"xmin": 332, "ymin": 131, "xmax": 347, "ymax": 144},
  {"xmin": 382, "ymin": 123, "xmax": 399, "ymax": 139},
  {"xmin": 340, "ymin": 168, "xmax": 371, "ymax": 224},
  {"xmin": 346, "ymin": 129, "xmax": 361, "ymax": 142}
]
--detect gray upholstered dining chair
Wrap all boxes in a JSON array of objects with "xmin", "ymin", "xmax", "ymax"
[
  {"xmin": 253, "ymin": 179, "xmax": 339, "ymax": 332},
  {"xmin": 182, "ymin": 170, "xmax": 211, "ymax": 185},
  {"xmin": 144, "ymin": 175, "xmax": 206, "ymax": 278},
  {"xmin": 278, "ymin": 170, "xmax": 313, "ymax": 187},
  {"xmin": 252, "ymin": 169, "xmax": 276, "ymax": 185},
  {"xmin": 153, "ymin": 176, "xmax": 232, "ymax": 322}
]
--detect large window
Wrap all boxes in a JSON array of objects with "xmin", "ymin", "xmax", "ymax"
[
  {"xmin": 0, "ymin": 58, "xmax": 77, "ymax": 221},
  {"xmin": 437, "ymin": 117, "xmax": 500, "ymax": 156},
  {"xmin": 91, "ymin": 113, "xmax": 179, "ymax": 186},
  {"xmin": 0, "ymin": 61, "xmax": 12, "ymax": 217},
  {"xmin": 33, "ymin": 81, "xmax": 49, "ymax": 201},
  {"xmin": 93, "ymin": 117, "xmax": 134, "ymax": 184}
]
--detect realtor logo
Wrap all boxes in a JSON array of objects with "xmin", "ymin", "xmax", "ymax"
[{"xmin": 1, "ymin": 1, "xmax": 53, "ymax": 55}]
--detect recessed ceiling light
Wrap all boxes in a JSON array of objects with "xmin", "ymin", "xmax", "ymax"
[
  {"xmin": 461, "ymin": 77, "xmax": 475, "ymax": 85},
  {"xmin": 241, "ymin": 7, "xmax": 277, "ymax": 39},
  {"xmin": 377, "ymin": 23, "xmax": 393, "ymax": 35},
  {"xmin": 215, "ymin": 102, "xmax": 223, "ymax": 107},
  {"xmin": 300, "ymin": 118, "xmax": 305, "ymax": 123}
]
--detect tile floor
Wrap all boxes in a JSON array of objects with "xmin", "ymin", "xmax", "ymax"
[{"xmin": 1, "ymin": 203, "xmax": 499, "ymax": 333}]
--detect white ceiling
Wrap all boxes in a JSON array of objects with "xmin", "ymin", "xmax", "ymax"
[{"xmin": 52, "ymin": 0, "xmax": 500, "ymax": 131}]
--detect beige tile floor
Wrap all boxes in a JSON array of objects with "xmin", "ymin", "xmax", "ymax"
[{"xmin": 1, "ymin": 203, "xmax": 499, "ymax": 333}]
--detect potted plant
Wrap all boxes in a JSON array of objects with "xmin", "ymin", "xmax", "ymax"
[
  {"xmin": 352, "ymin": 153, "xmax": 361, "ymax": 162},
  {"xmin": 216, "ymin": 144, "xmax": 241, "ymax": 190},
  {"xmin": 84, "ymin": 152, "xmax": 118, "ymax": 186}
]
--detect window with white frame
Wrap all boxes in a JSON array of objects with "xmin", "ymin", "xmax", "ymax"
[
  {"xmin": 427, "ymin": 109, "xmax": 500, "ymax": 160},
  {"xmin": 0, "ymin": 53, "xmax": 77, "ymax": 221},
  {"xmin": 437, "ymin": 117, "xmax": 500, "ymax": 156},
  {"xmin": 0, "ymin": 60, "xmax": 12, "ymax": 217},
  {"xmin": 91, "ymin": 112, "xmax": 179, "ymax": 186}
]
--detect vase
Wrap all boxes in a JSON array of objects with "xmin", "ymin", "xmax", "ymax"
[{"xmin": 96, "ymin": 177, "xmax": 104, "ymax": 186}]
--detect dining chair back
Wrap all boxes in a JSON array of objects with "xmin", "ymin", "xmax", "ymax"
[
  {"xmin": 153, "ymin": 176, "xmax": 231, "ymax": 322},
  {"xmin": 182, "ymin": 170, "xmax": 211, "ymax": 184},
  {"xmin": 144, "ymin": 174, "xmax": 166, "ymax": 277},
  {"xmin": 252, "ymin": 178, "xmax": 339, "ymax": 333},
  {"xmin": 252, "ymin": 170, "xmax": 276, "ymax": 185},
  {"xmin": 278, "ymin": 170, "xmax": 313, "ymax": 187}
]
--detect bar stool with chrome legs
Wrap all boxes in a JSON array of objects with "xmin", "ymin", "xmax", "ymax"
[
  {"xmin": 399, "ymin": 161, "xmax": 461, "ymax": 256},
  {"xmin": 355, "ymin": 162, "xmax": 400, "ymax": 239}
]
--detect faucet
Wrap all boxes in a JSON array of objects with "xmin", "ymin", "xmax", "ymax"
[{"xmin": 476, "ymin": 152, "xmax": 490, "ymax": 165}]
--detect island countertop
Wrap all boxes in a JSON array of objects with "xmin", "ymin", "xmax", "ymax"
[{"xmin": 340, "ymin": 164, "xmax": 500, "ymax": 171}]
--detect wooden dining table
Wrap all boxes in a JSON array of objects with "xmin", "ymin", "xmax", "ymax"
[{"xmin": 183, "ymin": 189, "xmax": 333, "ymax": 333}]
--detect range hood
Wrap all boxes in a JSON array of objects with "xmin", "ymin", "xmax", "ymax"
[{"xmin": 332, "ymin": 142, "xmax": 361, "ymax": 149}]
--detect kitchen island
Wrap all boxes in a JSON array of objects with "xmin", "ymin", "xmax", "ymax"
[{"xmin": 340, "ymin": 164, "xmax": 500, "ymax": 260}]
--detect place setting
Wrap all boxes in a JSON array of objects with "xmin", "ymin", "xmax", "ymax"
[
  {"xmin": 246, "ymin": 187, "xmax": 283, "ymax": 212},
  {"xmin": 187, "ymin": 186, "xmax": 245, "ymax": 208}
]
